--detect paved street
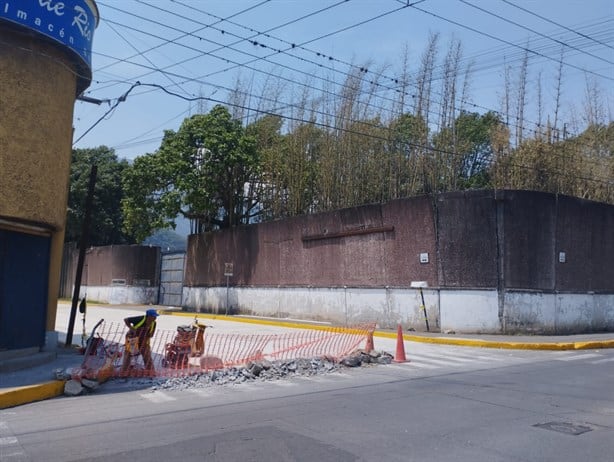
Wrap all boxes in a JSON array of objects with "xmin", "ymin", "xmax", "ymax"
[{"xmin": 1, "ymin": 341, "xmax": 612, "ymax": 461}]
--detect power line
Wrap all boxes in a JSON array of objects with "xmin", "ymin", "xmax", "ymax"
[
  {"xmin": 405, "ymin": 1, "xmax": 614, "ymax": 82},
  {"xmin": 80, "ymin": 31, "xmax": 608, "ymax": 168},
  {"xmin": 459, "ymin": 0, "xmax": 614, "ymax": 67},
  {"xmin": 105, "ymin": 21, "xmax": 192, "ymax": 98},
  {"xmin": 91, "ymin": 0, "xmax": 607, "ymax": 143},
  {"xmin": 91, "ymin": 11, "xmax": 427, "ymax": 127},
  {"xmin": 4, "ymin": 27, "xmax": 600, "ymax": 170},
  {"xmin": 73, "ymin": 82, "xmax": 141, "ymax": 145},
  {"xmin": 69, "ymin": 3, "xmax": 610, "ymax": 163},
  {"xmin": 95, "ymin": 0, "xmax": 271, "ymax": 74},
  {"xmin": 500, "ymin": 0, "xmax": 614, "ymax": 52},
  {"xmin": 89, "ymin": 4, "xmax": 514, "ymax": 144}
]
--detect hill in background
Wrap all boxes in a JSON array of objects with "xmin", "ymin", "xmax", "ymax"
[{"xmin": 142, "ymin": 229, "xmax": 187, "ymax": 252}]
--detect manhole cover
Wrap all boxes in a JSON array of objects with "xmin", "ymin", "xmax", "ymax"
[{"xmin": 533, "ymin": 421, "xmax": 593, "ymax": 435}]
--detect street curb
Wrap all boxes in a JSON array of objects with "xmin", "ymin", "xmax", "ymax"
[
  {"xmin": 157, "ymin": 310, "xmax": 614, "ymax": 351},
  {"xmin": 157, "ymin": 310, "xmax": 341, "ymax": 332},
  {"xmin": 0, "ymin": 380, "xmax": 65, "ymax": 410},
  {"xmin": 376, "ymin": 332, "xmax": 614, "ymax": 350}
]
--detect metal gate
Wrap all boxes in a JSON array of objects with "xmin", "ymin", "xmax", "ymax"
[
  {"xmin": 0, "ymin": 228, "xmax": 50, "ymax": 350},
  {"xmin": 159, "ymin": 252, "xmax": 185, "ymax": 307}
]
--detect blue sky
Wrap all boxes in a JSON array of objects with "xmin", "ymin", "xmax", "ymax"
[{"xmin": 73, "ymin": 0, "xmax": 614, "ymax": 161}]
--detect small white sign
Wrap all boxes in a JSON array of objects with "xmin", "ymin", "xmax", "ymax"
[
  {"xmin": 559, "ymin": 252, "xmax": 566, "ymax": 263},
  {"xmin": 419, "ymin": 252, "xmax": 429, "ymax": 264},
  {"xmin": 224, "ymin": 262, "xmax": 234, "ymax": 276}
]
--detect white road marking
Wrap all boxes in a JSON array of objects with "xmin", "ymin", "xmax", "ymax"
[
  {"xmin": 431, "ymin": 354, "xmax": 477, "ymax": 363},
  {"xmin": 396, "ymin": 360, "xmax": 440, "ymax": 369},
  {"xmin": 555, "ymin": 353, "xmax": 603, "ymax": 361},
  {"xmin": 186, "ymin": 387, "xmax": 222, "ymax": 397},
  {"xmin": 591, "ymin": 357, "xmax": 614, "ymax": 364},
  {"xmin": 409, "ymin": 355, "xmax": 464, "ymax": 367},
  {"xmin": 139, "ymin": 391, "xmax": 176, "ymax": 403},
  {"xmin": 2, "ymin": 450, "xmax": 25, "ymax": 457},
  {"xmin": 0, "ymin": 436, "xmax": 18, "ymax": 445}
]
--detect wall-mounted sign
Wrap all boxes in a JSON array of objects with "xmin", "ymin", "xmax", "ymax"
[
  {"xmin": 224, "ymin": 263, "xmax": 234, "ymax": 277},
  {"xmin": 0, "ymin": 1, "xmax": 99, "ymax": 73},
  {"xmin": 419, "ymin": 252, "xmax": 429, "ymax": 264}
]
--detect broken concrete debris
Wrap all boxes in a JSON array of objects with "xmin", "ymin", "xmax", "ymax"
[{"xmin": 61, "ymin": 350, "xmax": 392, "ymax": 396}]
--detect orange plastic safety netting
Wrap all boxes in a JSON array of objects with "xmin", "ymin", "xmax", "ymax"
[{"xmin": 77, "ymin": 321, "xmax": 376, "ymax": 380}]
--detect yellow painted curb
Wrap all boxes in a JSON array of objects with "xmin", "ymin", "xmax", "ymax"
[
  {"xmin": 157, "ymin": 310, "xmax": 614, "ymax": 351},
  {"xmin": 0, "ymin": 380, "xmax": 65, "ymax": 409},
  {"xmin": 157, "ymin": 310, "xmax": 342, "ymax": 333},
  {"xmin": 374, "ymin": 331, "xmax": 614, "ymax": 350}
]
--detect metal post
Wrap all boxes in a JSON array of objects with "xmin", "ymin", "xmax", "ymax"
[
  {"xmin": 419, "ymin": 287, "xmax": 430, "ymax": 332},
  {"xmin": 66, "ymin": 165, "xmax": 97, "ymax": 347},
  {"xmin": 225, "ymin": 275, "xmax": 229, "ymax": 315}
]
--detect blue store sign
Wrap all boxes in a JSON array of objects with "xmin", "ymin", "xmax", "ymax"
[{"xmin": 0, "ymin": 0, "xmax": 99, "ymax": 73}]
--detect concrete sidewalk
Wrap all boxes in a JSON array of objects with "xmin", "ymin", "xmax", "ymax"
[{"xmin": 1, "ymin": 303, "xmax": 613, "ymax": 409}]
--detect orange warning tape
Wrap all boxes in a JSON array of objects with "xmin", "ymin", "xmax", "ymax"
[{"xmin": 77, "ymin": 321, "xmax": 376, "ymax": 380}]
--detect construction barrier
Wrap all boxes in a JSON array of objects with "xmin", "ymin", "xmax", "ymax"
[{"xmin": 78, "ymin": 321, "xmax": 376, "ymax": 380}]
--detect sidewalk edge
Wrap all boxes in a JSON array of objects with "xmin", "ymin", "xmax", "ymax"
[
  {"xmin": 158, "ymin": 310, "xmax": 614, "ymax": 350},
  {"xmin": 0, "ymin": 380, "xmax": 65, "ymax": 409}
]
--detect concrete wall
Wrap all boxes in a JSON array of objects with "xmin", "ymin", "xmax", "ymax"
[
  {"xmin": 71, "ymin": 245, "xmax": 161, "ymax": 304},
  {"xmin": 183, "ymin": 190, "xmax": 614, "ymax": 333},
  {"xmin": 183, "ymin": 285, "xmax": 614, "ymax": 333},
  {"xmin": 184, "ymin": 286, "xmax": 441, "ymax": 329},
  {"xmin": 80, "ymin": 285, "xmax": 159, "ymax": 305},
  {"xmin": 185, "ymin": 196, "xmax": 439, "ymax": 288}
]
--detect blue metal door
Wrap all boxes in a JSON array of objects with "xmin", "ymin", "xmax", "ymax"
[{"xmin": 0, "ymin": 229, "xmax": 50, "ymax": 350}]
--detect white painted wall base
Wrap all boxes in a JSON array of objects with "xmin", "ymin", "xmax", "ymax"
[
  {"xmin": 183, "ymin": 286, "xmax": 440, "ymax": 330},
  {"xmin": 183, "ymin": 286, "xmax": 614, "ymax": 334},
  {"xmin": 439, "ymin": 290, "xmax": 500, "ymax": 333},
  {"xmin": 504, "ymin": 291, "xmax": 614, "ymax": 334},
  {"xmin": 79, "ymin": 285, "xmax": 159, "ymax": 305}
]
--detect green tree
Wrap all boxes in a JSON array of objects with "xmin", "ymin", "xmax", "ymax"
[
  {"xmin": 122, "ymin": 105, "xmax": 259, "ymax": 241},
  {"xmin": 432, "ymin": 111, "xmax": 502, "ymax": 190},
  {"xmin": 245, "ymin": 114, "xmax": 285, "ymax": 220},
  {"xmin": 66, "ymin": 146, "xmax": 133, "ymax": 246},
  {"xmin": 388, "ymin": 113, "xmax": 429, "ymax": 196}
]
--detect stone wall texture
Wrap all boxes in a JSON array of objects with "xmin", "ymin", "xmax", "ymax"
[{"xmin": 0, "ymin": 27, "xmax": 76, "ymax": 228}]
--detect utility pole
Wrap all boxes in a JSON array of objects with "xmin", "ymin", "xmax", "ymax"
[{"xmin": 66, "ymin": 165, "xmax": 97, "ymax": 347}]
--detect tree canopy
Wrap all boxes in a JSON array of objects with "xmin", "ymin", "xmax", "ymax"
[
  {"xmin": 122, "ymin": 105, "xmax": 259, "ymax": 242},
  {"xmin": 66, "ymin": 146, "xmax": 133, "ymax": 246}
]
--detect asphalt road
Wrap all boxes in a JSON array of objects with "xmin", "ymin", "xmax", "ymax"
[{"xmin": 1, "ymin": 344, "xmax": 612, "ymax": 462}]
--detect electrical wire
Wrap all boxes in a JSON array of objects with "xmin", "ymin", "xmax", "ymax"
[
  {"xmin": 95, "ymin": 0, "xmax": 271, "ymax": 74},
  {"xmin": 459, "ymin": 0, "xmax": 614, "ymax": 67},
  {"xmin": 499, "ymin": 0, "xmax": 614, "ymax": 51},
  {"xmin": 59, "ymin": 2, "xmax": 612, "ymax": 171},
  {"xmin": 73, "ymin": 82, "xmax": 141, "ymax": 145},
  {"xmin": 90, "ymin": 0, "xmax": 609, "ymax": 143},
  {"xmin": 404, "ymin": 1, "xmax": 613, "ymax": 82}
]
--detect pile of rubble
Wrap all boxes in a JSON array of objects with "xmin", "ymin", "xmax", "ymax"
[
  {"xmin": 155, "ymin": 349, "xmax": 393, "ymax": 392},
  {"xmin": 61, "ymin": 349, "xmax": 393, "ymax": 396}
]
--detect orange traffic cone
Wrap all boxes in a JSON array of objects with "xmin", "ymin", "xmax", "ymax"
[
  {"xmin": 365, "ymin": 331, "xmax": 374, "ymax": 353},
  {"xmin": 394, "ymin": 324, "xmax": 408, "ymax": 363}
]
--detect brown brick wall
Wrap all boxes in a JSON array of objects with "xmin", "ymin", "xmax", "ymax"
[
  {"xmin": 185, "ymin": 195, "xmax": 441, "ymax": 288},
  {"xmin": 83, "ymin": 245, "xmax": 161, "ymax": 286},
  {"xmin": 435, "ymin": 190, "xmax": 498, "ymax": 288},
  {"xmin": 185, "ymin": 190, "xmax": 614, "ymax": 293}
]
